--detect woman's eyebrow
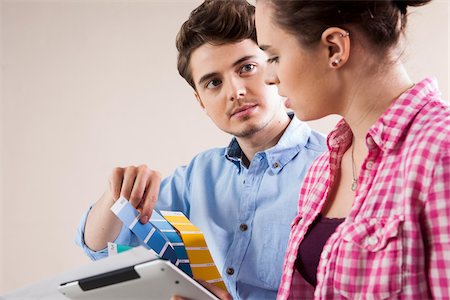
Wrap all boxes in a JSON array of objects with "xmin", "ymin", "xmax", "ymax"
[{"xmin": 259, "ymin": 45, "xmax": 271, "ymax": 52}]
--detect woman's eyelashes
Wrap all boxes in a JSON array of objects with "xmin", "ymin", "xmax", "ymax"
[{"xmin": 267, "ymin": 56, "xmax": 279, "ymax": 64}]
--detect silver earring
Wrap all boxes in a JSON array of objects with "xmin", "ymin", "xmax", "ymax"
[
  {"xmin": 339, "ymin": 31, "xmax": 350, "ymax": 38},
  {"xmin": 331, "ymin": 58, "xmax": 341, "ymax": 67}
]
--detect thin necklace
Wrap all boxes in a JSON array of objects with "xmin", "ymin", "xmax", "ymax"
[
  {"xmin": 348, "ymin": 83, "xmax": 415, "ymax": 192},
  {"xmin": 351, "ymin": 138, "xmax": 358, "ymax": 191}
]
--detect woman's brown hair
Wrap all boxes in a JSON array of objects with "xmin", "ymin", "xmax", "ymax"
[{"xmin": 265, "ymin": 0, "xmax": 432, "ymax": 51}]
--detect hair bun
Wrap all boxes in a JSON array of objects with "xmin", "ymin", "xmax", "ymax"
[{"xmin": 393, "ymin": 0, "xmax": 432, "ymax": 13}]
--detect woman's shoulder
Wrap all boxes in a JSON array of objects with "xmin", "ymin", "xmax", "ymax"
[{"xmin": 406, "ymin": 97, "xmax": 450, "ymax": 160}]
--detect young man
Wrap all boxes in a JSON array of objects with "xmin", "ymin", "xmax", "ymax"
[{"xmin": 76, "ymin": 1, "xmax": 326, "ymax": 299}]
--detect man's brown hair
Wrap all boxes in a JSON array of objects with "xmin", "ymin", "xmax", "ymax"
[{"xmin": 176, "ymin": 0, "xmax": 256, "ymax": 90}]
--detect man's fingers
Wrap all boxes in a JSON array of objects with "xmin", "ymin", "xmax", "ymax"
[
  {"xmin": 129, "ymin": 165, "xmax": 150, "ymax": 209},
  {"xmin": 140, "ymin": 171, "xmax": 162, "ymax": 223},
  {"xmin": 120, "ymin": 166, "xmax": 138, "ymax": 205},
  {"xmin": 109, "ymin": 165, "xmax": 161, "ymax": 223},
  {"xmin": 109, "ymin": 167, "xmax": 125, "ymax": 201}
]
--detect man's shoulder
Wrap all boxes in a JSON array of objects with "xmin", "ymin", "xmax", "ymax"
[
  {"xmin": 305, "ymin": 128, "xmax": 327, "ymax": 153},
  {"xmin": 187, "ymin": 146, "xmax": 229, "ymax": 167},
  {"xmin": 194, "ymin": 146, "xmax": 227, "ymax": 158},
  {"xmin": 173, "ymin": 145, "xmax": 237, "ymax": 180},
  {"xmin": 287, "ymin": 115, "xmax": 327, "ymax": 153}
]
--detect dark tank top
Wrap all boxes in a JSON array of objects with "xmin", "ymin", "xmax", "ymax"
[{"xmin": 295, "ymin": 214, "xmax": 344, "ymax": 287}]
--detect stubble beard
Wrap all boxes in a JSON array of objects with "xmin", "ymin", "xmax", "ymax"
[{"xmin": 231, "ymin": 115, "xmax": 271, "ymax": 138}]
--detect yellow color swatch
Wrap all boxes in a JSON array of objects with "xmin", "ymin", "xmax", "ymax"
[{"xmin": 161, "ymin": 211, "xmax": 226, "ymax": 290}]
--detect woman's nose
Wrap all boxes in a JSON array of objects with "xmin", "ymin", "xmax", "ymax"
[{"xmin": 264, "ymin": 66, "xmax": 279, "ymax": 86}]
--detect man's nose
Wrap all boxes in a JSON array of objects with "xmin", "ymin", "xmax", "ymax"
[{"xmin": 226, "ymin": 77, "xmax": 246, "ymax": 101}]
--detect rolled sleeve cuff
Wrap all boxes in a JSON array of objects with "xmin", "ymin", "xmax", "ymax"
[{"xmin": 75, "ymin": 205, "xmax": 137, "ymax": 261}]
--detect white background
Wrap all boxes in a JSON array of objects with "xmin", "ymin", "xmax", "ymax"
[{"xmin": 0, "ymin": 0, "xmax": 448, "ymax": 293}]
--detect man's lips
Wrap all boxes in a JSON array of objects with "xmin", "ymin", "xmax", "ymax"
[{"xmin": 230, "ymin": 104, "xmax": 257, "ymax": 117}]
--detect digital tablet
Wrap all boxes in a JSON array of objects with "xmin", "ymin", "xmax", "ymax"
[{"xmin": 58, "ymin": 259, "xmax": 219, "ymax": 300}]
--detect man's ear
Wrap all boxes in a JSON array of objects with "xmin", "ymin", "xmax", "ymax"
[
  {"xmin": 194, "ymin": 91, "xmax": 208, "ymax": 114},
  {"xmin": 321, "ymin": 27, "xmax": 350, "ymax": 69}
]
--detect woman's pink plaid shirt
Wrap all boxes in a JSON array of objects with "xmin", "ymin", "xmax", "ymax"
[{"xmin": 278, "ymin": 78, "xmax": 450, "ymax": 299}]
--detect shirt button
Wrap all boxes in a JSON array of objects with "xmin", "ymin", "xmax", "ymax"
[
  {"xmin": 367, "ymin": 137, "xmax": 375, "ymax": 147},
  {"xmin": 366, "ymin": 161, "xmax": 374, "ymax": 170},
  {"xmin": 226, "ymin": 267, "xmax": 234, "ymax": 275},
  {"xmin": 240, "ymin": 224, "xmax": 248, "ymax": 231},
  {"xmin": 243, "ymin": 179, "xmax": 246, "ymax": 184},
  {"xmin": 272, "ymin": 162, "xmax": 280, "ymax": 168}
]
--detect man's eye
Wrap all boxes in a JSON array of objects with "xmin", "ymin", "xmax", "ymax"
[
  {"xmin": 241, "ymin": 63, "xmax": 256, "ymax": 73},
  {"xmin": 206, "ymin": 79, "xmax": 222, "ymax": 89},
  {"xmin": 267, "ymin": 56, "xmax": 279, "ymax": 64}
]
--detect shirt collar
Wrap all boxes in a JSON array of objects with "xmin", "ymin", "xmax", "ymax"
[
  {"xmin": 369, "ymin": 77, "xmax": 439, "ymax": 152},
  {"xmin": 265, "ymin": 113, "xmax": 312, "ymax": 174},
  {"xmin": 225, "ymin": 113, "xmax": 312, "ymax": 173},
  {"xmin": 225, "ymin": 137, "xmax": 243, "ymax": 163},
  {"xmin": 327, "ymin": 77, "xmax": 440, "ymax": 153},
  {"xmin": 327, "ymin": 119, "xmax": 352, "ymax": 151}
]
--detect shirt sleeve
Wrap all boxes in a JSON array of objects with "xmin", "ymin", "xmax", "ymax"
[
  {"xmin": 75, "ymin": 205, "xmax": 141, "ymax": 261},
  {"xmin": 424, "ymin": 153, "xmax": 450, "ymax": 298},
  {"xmin": 155, "ymin": 165, "xmax": 191, "ymax": 214}
]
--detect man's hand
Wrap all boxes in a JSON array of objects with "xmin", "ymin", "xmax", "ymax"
[
  {"xmin": 171, "ymin": 280, "xmax": 232, "ymax": 300},
  {"xmin": 84, "ymin": 164, "xmax": 162, "ymax": 251},
  {"xmin": 109, "ymin": 164, "xmax": 162, "ymax": 223}
]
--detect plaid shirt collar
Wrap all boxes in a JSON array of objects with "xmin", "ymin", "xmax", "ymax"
[{"xmin": 327, "ymin": 77, "xmax": 439, "ymax": 153}]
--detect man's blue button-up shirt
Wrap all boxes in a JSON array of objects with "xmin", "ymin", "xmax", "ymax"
[{"xmin": 76, "ymin": 115, "xmax": 326, "ymax": 299}]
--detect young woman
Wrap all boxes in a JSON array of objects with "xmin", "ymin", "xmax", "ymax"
[{"xmin": 256, "ymin": 1, "xmax": 450, "ymax": 299}]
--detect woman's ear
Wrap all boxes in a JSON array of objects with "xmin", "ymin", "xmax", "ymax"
[{"xmin": 321, "ymin": 27, "xmax": 350, "ymax": 69}]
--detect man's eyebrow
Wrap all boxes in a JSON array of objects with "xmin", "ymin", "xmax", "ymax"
[
  {"xmin": 197, "ymin": 55, "xmax": 257, "ymax": 87},
  {"xmin": 198, "ymin": 72, "xmax": 219, "ymax": 87},
  {"xmin": 232, "ymin": 55, "xmax": 257, "ymax": 68}
]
